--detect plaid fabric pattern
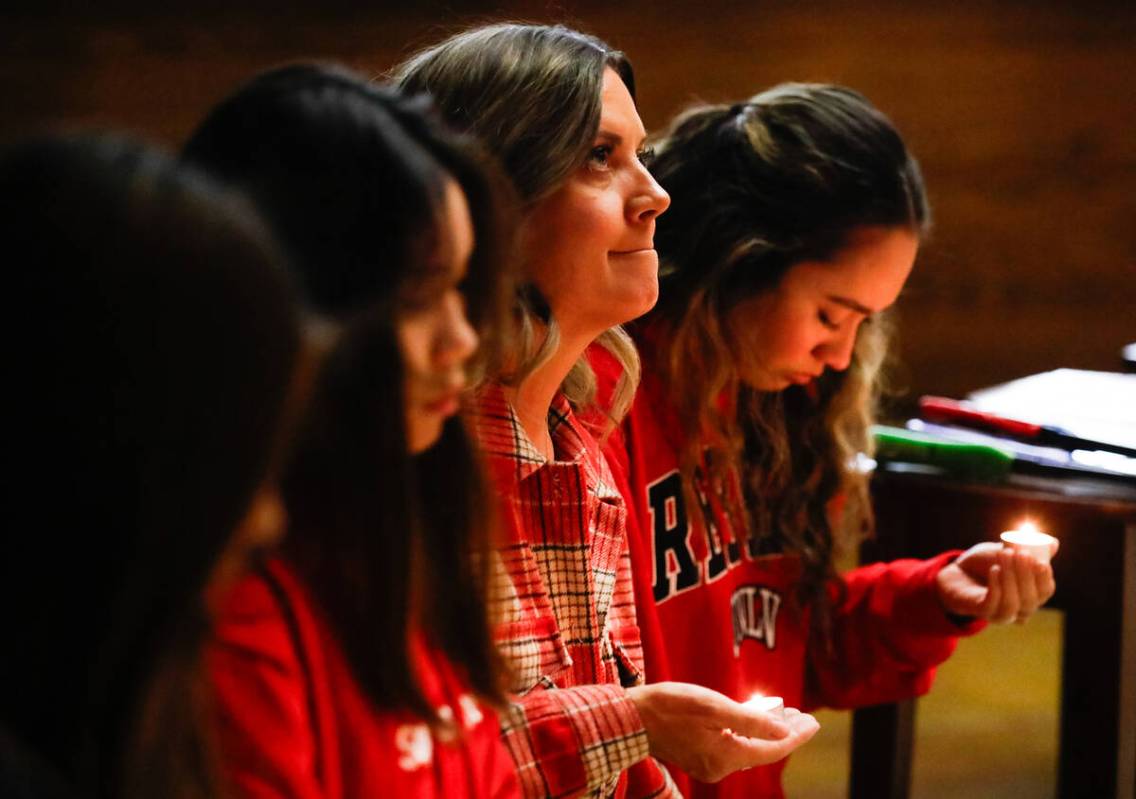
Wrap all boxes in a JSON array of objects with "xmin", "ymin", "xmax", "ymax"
[{"xmin": 472, "ymin": 385, "xmax": 675, "ymax": 799}]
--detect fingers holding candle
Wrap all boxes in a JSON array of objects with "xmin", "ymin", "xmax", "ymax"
[
  {"xmin": 626, "ymin": 681, "xmax": 818, "ymax": 782},
  {"xmin": 1000, "ymin": 519, "xmax": 1058, "ymax": 623},
  {"xmin": 937, "ymin": 539, "xmax": 1058, "ymax": 623},
  {"xmin": 979, "ymin": 547, "xmax": 1055, "ymax": 624}
]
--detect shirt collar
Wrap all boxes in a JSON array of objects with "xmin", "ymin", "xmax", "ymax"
[
  {"xmin": 472, "ymin": 383, "xmax": 590, "ymax": 482},
  {"xmin": 472, "ymin": 381, "xmax": 595, "ymax": 475},
  {"xmin": 472, "ymin": 382, "xmax": 625, "ymax": 506}
]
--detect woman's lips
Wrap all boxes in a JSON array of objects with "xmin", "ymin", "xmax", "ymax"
[
  {"xmin": 787, "ymin": 372, "xmax": 820, "ymax": 385},
  {"xmin": 423, "ymin": 390, "xmax": 462, "ymax": 416}
]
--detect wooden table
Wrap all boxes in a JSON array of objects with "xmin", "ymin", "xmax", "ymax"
[{"xmin": 849, "ymin": 465, "xmax": 1136, "ymax": 799}]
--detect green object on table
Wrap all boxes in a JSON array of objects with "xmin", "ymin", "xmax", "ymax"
[{"xmin": 872, "ymin": 424, "xmax": 1014, "ymax": 481}]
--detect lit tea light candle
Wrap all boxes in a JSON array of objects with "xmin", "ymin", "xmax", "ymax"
[
  {"xmin": 1000, "ymin": 520, "xmax": 1058, "ymax": 564},
  {"xmin": 743, "ymin": 693, "xmax": 785, "ymax": 719}
]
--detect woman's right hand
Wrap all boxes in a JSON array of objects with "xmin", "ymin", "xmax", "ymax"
[
  {"xmin": 936, "ymin": 541, "xmax": 1057, "ymax": 624},
  {"xmin": 626, "ymin": 682, "xmax": 820, "ymax": 783}
]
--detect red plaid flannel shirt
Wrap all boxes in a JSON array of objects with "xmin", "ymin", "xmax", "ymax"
[{"xmin": 471, "ymin": 384, "xmax": 677, "ymax": 799}]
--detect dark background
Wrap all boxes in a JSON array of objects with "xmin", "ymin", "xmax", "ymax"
[{"xmin": 4, "ymin": 0, "xmax": 1134, "ymax": 411}]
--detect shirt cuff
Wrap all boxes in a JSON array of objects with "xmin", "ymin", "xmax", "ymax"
[
  {"xmin": 503, "ymin": 682, "xmax": 649, "ymax": 798},
  {"xmin": 896, "ymin": 550, "xmax": 987, "ymax": 637}
]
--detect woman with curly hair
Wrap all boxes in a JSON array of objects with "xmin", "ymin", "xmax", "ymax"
[{"xmin": 593, "ymin": 83, "xmax": 1057, "ymax": 798}]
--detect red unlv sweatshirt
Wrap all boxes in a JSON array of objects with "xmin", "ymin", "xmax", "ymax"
[{"xmin": 588, "ymin": 341, "xmax": 982, "ymax": 799}]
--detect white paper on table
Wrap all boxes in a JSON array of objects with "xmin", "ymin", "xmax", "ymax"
[{"xmin": 967, "ymin": 369, "xmax": 1136, "ymax": 450}]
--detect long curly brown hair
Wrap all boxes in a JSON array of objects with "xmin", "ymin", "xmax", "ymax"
[{"xmin": 641, "ymin": 83, "xmax": 929, "ymax": 644}]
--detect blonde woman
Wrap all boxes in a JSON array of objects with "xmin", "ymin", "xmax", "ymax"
[{"xmin": 397, "ymin": 23, "xmax": 820, "ymax": 799}]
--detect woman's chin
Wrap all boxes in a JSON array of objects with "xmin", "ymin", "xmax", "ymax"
[
  {"xmin": 406, "ymin": 416, "xmax": 444, "ymax": 455},
  {"xmin": 740, "ymin": 371, "xmax": 794, "ymax": 393},
  {"xmin": 619, "ymin": 278, "xmax": 660, "ymax": 324}
]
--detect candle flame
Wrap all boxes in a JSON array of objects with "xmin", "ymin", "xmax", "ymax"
[{"xmin": 1016, "ymin": 519, "xmax": 1040, "ymax": 535}]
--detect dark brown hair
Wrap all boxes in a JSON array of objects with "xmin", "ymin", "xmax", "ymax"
[
  {"xmin": 0, "ymin": 133, "xmax": 302, "ymax": 799},
  {"xmin": 184, "ymin": 64, "xmax": 513, "ymax": 719}
]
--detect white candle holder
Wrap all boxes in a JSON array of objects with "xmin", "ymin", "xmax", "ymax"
[
  {"xmin": 1000, "ymin": 521, "xmax": 1057, "ymax": 564},
  {"xmin": 743, "ymin": 693, "xmax": 785, "ymax": 719}
]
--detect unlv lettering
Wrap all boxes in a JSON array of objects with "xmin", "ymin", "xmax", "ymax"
[
  {"xmin": 730, "ymin": 585, "xmax": 782, "ymax": 656},
  {"xmin": 647, "ymin": 471, "xmax": 699, "ymax": 601},
  {"xmin": 648, "ymin": 469, "xmax": 748, "ymax": 603}
]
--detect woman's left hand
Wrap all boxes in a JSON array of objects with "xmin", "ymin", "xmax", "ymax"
[{"xmin": 935, "ymin": 541, "xmax": 1058, "ymax": 624}]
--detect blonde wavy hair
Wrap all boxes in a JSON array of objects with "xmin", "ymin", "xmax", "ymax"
[
  {"xmin": 643, "ymin": 83, "xmax": 929, "ymax": 640},
  {"xmin": 394, "ymin": 23, "xmax": 641, "ymax": 420}
]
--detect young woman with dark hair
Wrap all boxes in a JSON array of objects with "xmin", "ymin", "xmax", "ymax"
[
  {"xmin": 397, "ymin": 24, "xmax": 819, "ymax": 799},
  {"xmin": 593, "ymin": 83, "xmax": 1058, "ymax": 798},
  {"xmin": 183, "ymin": 63, "xmax": 520, "ymax": 797},
  {"xmin": 0, "ymin": 133, "xmax": 305, "ymax": 799}
]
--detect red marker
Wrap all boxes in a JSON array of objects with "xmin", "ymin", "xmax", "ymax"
[{"xmin": 918, "ymin": 396, "xmax": 1136, "ymax": 459}]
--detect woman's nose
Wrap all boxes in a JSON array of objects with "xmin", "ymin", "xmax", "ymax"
[
  {"xmin": 626, "ymin": 163, "xmax": 670, "ymax": 224},
  {"xmin": 818, "ymin": 326, "xmax": 858, "ymax": 372},
  {"xmin": 435, "ymin": 292, "xmax": 479, "ymax": 368}
]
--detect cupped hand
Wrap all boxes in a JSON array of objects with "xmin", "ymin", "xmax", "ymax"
[
  {"xmin": 935, "ymin": 541, "xmax": 1058, "ymax": 624},
  {"xmin": 626, "ymin": 681, "xmax": 820, "ymax": 783}
]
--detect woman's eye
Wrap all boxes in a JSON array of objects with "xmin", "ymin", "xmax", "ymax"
[
  {"xmin": 401, "ymin": 284, "xmax": 443, "ymax": 315},
  {"xmin": 818, "ymin": 310, "xmax": 840, "ymax": 331},
  {"xmin": 401, "ymin": 296, "xmax": 433, "ymax": 315},
  {"xmin": 636, "ymin": 146, "xmax": 655, "ymax": 165},
  {"xmin": 587, "ymin": 145, "xmax": 613, "ymax": 169}
]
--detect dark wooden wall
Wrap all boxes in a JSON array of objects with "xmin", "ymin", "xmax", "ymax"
[{"xmin": 4, "ymin": 0, "xmax": 1133, "ymax": 407}]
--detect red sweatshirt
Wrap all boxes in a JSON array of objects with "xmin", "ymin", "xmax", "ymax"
[
  {"xmin": 208, "ymin": 558, "xmax": 519, "ymax": 799},
  {"xmin": 588, "ymin": 343, "xmax": 983, "ymax": 799}
]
